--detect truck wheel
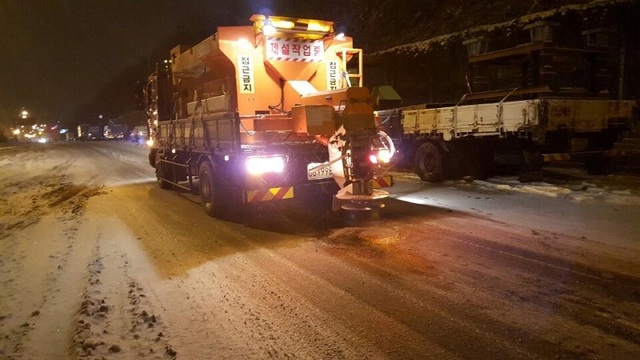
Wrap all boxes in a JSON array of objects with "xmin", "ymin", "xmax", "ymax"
[
  {"xmin": 585, "ymin": 155, "xmax": 611, "ymax": 175},
  {"xmin": 415, "ymin": 142, "xmax": 446, "ymax": 182},
  {"xmin": 199, "ymin": 161, "xmax": 220, "ymax": 217},
  {"xmin": 156, "ymin": 162, "xmax": 173, "ymax": 190},
  {"xmin": 519, "ymin": 147, "xmax": 543, "ymax": 182},
  {"xmin": 148, "ymin": 148, "xmax": 157, "ymax": 168}
]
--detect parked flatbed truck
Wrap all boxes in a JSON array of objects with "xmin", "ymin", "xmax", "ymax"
[{"xmin": 375, "ymin": 22, "xmax": 636, "ymax": 182}]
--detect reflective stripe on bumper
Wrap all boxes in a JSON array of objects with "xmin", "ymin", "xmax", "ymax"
[
  {"xmin": 246, "ymin": 187, "xmax": 294, "ymax": 203},
  {"xmin": 373, "ymin": 175, "xmax": 393, "ymax": 188}
]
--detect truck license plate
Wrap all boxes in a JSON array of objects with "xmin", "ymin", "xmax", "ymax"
[{"xmin": 307, "ymin": 162, "xmax": 333, "ymax": 180}]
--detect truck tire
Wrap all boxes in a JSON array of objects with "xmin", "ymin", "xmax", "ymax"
[
  {"xmin": 585, "ymin": 154, "xmax": 611, "ymax": 175},
  {"xmin": 519, "ymin": 146, "xmax": 543, "ymax": 182},
  {"xmin": 415, "ymin": 142, "xmax": 447, "ymax": 182},
  {"xmin": 148, "ymin": 148, "xmax": 157, "ymax": 168},
  {"xmin": 156, "ymin": 161, "xmax": 173, "ymax": 190},
  {"xmin": 199, "ymin": 161, "xmax": 221, "ymax": 217}
]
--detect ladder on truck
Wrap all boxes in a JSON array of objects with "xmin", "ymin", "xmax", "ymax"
[{"xmin": 337, "ymin": 48, "xmax": 363, "ymax": 88}]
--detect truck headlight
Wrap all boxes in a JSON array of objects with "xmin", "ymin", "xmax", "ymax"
[{"xmin": 246, "ymin": 156, "xmax": 285, "ymax": 175}]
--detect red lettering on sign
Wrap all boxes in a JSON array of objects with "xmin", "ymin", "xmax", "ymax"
[
  {"xmin": 292, "ymin": 44, "xmax": 301, "ymax": 56},
  {"xmin": 270, "ymin": 42, "xmax": 279, "ymax": 56}
]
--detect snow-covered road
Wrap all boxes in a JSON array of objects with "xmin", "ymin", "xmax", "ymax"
[{"xmin": 1, "ymin": 141, "xmax": 639, "ymax": 359}]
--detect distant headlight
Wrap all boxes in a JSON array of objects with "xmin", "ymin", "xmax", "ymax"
[
  {"xmin": 246, "ymin": 156, "xmax": 285, "ymax": 175},
  {"xmin": 38, "ymin": 138, "xmax": 48, "ymax": 143}
]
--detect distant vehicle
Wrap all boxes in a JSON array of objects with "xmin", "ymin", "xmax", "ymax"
[
  {"xmin": 104, "ymin": 123, "xmax": 127, "ymax": 139},
  {"xmin": 77, "ymin": 124, "xmax": 90, "ymax": 140},
  {"xmin": 130, "ymin": 125, "xmax": 148, "ymax": 144},
  {"xmin": 87, "ymin": 125, "xmax": 103, "ymax": 140},
  {"xmin": 77, "ymin": 124, "xmax": 103, "ymax": 140}
]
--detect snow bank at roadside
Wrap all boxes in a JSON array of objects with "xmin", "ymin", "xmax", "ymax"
[{"xmin": 469, "ymin": 175, "xmax": 640, "ymax": 206}]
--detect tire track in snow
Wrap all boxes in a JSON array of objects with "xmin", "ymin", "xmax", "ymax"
[{"xmin": 72, "ymin": 242, "xmax": 177, "ymax": 359}]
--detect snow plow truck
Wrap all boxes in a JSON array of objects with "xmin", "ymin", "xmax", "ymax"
[{"xmin": 141, "ymin": 14, "xmax": 394, "ymax": 217}]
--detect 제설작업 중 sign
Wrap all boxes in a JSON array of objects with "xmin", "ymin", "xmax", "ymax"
[{"xmin": 265, "ymin": 37, "xmax": 324, "ymax": 62}]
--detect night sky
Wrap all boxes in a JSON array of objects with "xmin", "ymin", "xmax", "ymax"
[
  {"xmin": 0, "ymin": 0, "xmax": 345, "ymax": 128},
  {"xmin": 4, "ymin": 1, "xmax": 635, "ymax": 130}
]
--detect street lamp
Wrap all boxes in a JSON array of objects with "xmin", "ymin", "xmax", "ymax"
[{"xmin": 20, "ymin": 109, "xmax": 29, "ymax": 119}]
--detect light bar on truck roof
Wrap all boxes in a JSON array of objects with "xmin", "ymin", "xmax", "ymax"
[
  {"xmin": 272, "ymin": 19, "xmax": 295, "ymax": 30},
  {"xmin": 307, "ymin": 21, "xmax": 331, "ymax": 33},
  {"xmin": 262, "ymin": 18, "xmax": 277, "ymax": 36},
  {"xmin": 250, "ymin": 14, "xmax": 334, "ymax": 39}
]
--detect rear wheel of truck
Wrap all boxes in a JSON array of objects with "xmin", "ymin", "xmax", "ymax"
[
  {"xmin": 415, "ymin": 142, "xmax": 447, "ymax": 182},
  {"xmin": 519, "ymin": 145, "xmax": 544, "ymax": 182},
  {"xmin": 585, "ymin": 154, "xmax": 611, "ymax": 175},
  {"xmin": 199, "ymin": 161, "xmax": 220, "ymax": 217}
]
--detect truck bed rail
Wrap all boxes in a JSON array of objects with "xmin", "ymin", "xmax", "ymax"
[{"xmin": 156, "ymin": 112, "xmax": 241, "ymax": 154}]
